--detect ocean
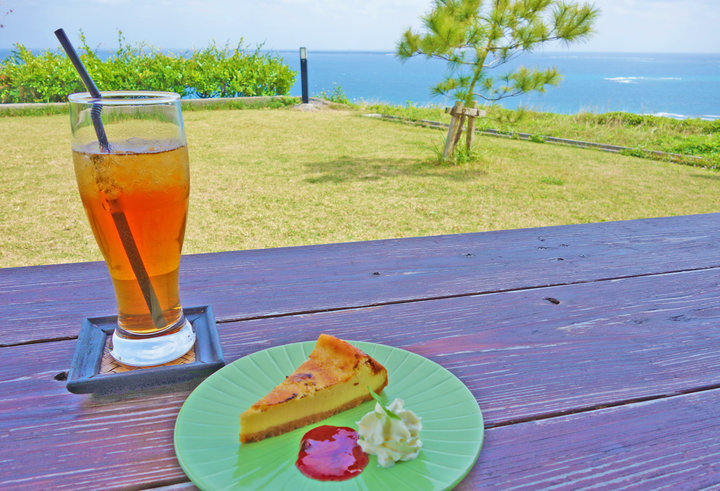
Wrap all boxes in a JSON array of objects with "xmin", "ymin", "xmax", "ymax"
[
  {"xmin": 280, "ymin": 51, "xmax": 720, "ymax": 120},
  {"xmin": 2, "ymin": 48, "xmax": 718, "ymax": 120}
]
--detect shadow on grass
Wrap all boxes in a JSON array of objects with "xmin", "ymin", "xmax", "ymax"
[
  {"xmin": 303, "ymin": 156, "xmax": 487, "ymax": 184},
  {"xmin": 690, "ymin": 173, "xmax": 720, "ymax": 180}
]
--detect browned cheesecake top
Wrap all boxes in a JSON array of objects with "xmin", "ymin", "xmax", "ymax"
[{"xmin": 251, "ymin": 334, "xmax": 387, "ymax": 410}]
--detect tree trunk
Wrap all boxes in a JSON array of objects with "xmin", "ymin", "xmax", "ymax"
[{"xmin": 442, "ymin": 101, "xmax": 463, "ymax": 161}]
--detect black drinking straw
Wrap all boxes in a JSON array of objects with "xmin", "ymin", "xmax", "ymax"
[
  {"xmin": 54, "ymin": 29, "xmax": 109, "ymax": 152},
  {"xmin": 55, "ymin": 28, "xmax": 165, "ymax": 330}
]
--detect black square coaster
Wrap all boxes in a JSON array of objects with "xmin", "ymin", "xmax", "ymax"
[{"xmin": 66, "ymin": 305, "xmax": 224, "ymax": 394}]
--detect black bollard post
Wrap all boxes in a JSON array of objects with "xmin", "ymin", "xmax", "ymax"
[{"xmin": 300, "ymin": 47, "xmax": 309, "ymax": 104}]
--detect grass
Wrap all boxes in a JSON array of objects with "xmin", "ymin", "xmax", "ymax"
[
  {"xmin": 362, "ymin": 103, "xmax": 720, "ymax": 167},
  {"xmin": 2, "ymin": 105, "xmax": 720, "ymax": 268}
]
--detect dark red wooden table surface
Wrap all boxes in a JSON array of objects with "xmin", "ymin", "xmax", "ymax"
[{"xmin": 2, "ymin": 213, "xmax": 720, "ymax": 490}]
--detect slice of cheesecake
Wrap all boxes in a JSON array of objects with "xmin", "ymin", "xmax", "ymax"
[{"xmin": 239, "ymin": 334, "xmax": 388, "ymax": 443}]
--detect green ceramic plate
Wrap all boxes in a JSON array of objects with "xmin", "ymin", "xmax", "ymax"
[{"xmin": 174, "ymin": 341, "xmax": 484, "ymax": 490}]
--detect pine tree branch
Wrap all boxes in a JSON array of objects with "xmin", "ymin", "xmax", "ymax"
[{"xmin": 396, "ymin": 0, "xmax": 599, "ymax": 107}]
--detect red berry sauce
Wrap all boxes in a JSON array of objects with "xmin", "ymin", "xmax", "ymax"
[{"xmin": 296, "ymin": 425, "xmax": 368, "ymax": 481}]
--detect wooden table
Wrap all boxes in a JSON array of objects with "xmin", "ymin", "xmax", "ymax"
[{"xmin": 2, "ymin": 213, "xmax": 720, "ymax": 489}]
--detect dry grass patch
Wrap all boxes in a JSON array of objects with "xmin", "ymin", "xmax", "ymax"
[{"xmin": 1, "ymin": 107, "xmax": 719, "ymax": 267}]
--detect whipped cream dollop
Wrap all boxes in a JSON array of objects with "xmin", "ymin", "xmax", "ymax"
[{"xmin": 356, "ymin": 398, "xmax": 422, "ymax": 468}]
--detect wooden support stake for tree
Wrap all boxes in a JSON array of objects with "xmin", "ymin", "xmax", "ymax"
[
  {"xmin": 465, "ymin": 101, "xmax": 478, "ymax": 151},
  {"xmin": 443, "ymin": 101, "xmax": 463, "ymax": 161}
]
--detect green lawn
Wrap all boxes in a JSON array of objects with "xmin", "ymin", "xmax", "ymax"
[{"xmin": 1, "ymin": 106, "xmax": 719, "ymax": 268}]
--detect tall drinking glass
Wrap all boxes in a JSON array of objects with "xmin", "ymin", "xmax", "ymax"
[{"xmin": 68, "ymin": 91, "xmax": 195, "ymax": 366}]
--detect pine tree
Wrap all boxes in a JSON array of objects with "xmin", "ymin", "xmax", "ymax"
[{"xmin": 397, "ymin": 0, "xmax": 599, "ymax": 157}]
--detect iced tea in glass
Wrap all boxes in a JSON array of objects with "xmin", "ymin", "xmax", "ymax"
[{"xmin": 69, "ymin": 91, "xmax": 195, "ymax": 366}]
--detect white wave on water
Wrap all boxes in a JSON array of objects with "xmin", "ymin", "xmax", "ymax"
[
  {"xmin": 651, "ymin": 112, "xmax": 689, "ymax": 120},
  {"xmin": 605, "ymin": 76, "xmax": 683, "ymax": 84},
  {"xmin": 647, "ymin": 112, "xmax": 719, "ymax": 121}
]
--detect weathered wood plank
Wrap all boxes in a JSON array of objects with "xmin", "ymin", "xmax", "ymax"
[
  {"xmin": 2, "ymin": 213, "xmax": 720, "ymax": 346},
  {"xmin": 2, "ymin": 267, "xmax": 720, "ymax": 489},
  {"xmin": 463, "ymin": 389, "xmax": 720, "ymax": 489}
]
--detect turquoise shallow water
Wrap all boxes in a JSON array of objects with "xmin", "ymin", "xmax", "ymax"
[{"xmin": 3, "ymin": 48, "xmax": 718, "ymax": 119}]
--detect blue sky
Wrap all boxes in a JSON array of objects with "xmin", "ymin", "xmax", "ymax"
[{"xmin": 1, "ymin": 0, "xmax": 719, "ymax": 53}]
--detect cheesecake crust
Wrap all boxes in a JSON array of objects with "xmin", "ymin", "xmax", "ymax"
[{"xmin": 240, "ymin": 378, "xmax": 388, "ymax": 443}]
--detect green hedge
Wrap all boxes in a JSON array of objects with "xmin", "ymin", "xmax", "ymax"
[{"xmin": 0, "ymin": 33, "xmax": 296, "ymax": 103}]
